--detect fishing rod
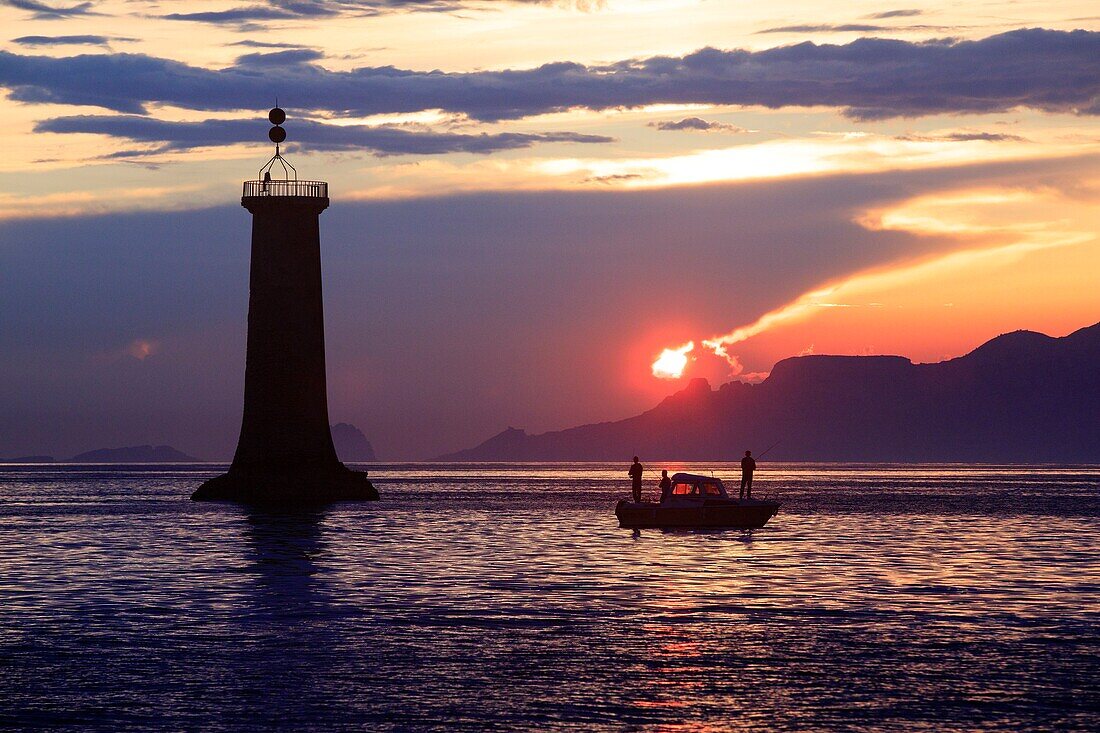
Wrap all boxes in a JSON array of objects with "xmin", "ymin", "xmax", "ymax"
[
  {"xmin": 749, "ymin": 440, "xmax": 782, "ymax": 502},
  {"xmin": 757, "ymin": 440, "xmax": 781, "ymax": 459}
]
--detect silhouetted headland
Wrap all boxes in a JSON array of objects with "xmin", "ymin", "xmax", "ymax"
[
  {"xmin": 442, "ymin": 322, "xmax": 1100, "ymax": 462},
  {"xmin": 331, "ymin": 423, "xmax": 377, "ymax": 462},
  {"xmin": 193, "ymin": 109, "xmax": 377, "ymax": 505}
]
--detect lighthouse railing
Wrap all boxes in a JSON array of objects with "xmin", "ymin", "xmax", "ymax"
[{"xmin": 243, "ymin": 180, "xmax": 328, "ymax": 198}]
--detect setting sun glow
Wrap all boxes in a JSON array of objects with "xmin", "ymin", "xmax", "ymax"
[{"xmin": 652, "ymin": 342, "xmax": 694, "ymax": 380}]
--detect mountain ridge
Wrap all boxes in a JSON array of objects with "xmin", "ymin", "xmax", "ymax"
[{"xmin": 440, "ymin": 322, "xmax": 1100, "ymax": 462}]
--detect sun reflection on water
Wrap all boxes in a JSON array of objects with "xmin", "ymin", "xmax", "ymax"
[{"xmin": 0, "ymin": 462, "xmax": 1097, "ymax": 729}]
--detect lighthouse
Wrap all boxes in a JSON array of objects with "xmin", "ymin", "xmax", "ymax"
[{"xmin": 193, "ymin": 108, "xmax": 378, "ymax": 503}]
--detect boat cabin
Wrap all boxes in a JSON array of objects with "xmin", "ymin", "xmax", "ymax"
[{"xmin": 667, "ymin": 472, "xmax": 731, "ymax": 501}]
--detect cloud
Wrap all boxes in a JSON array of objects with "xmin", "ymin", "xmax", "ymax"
[
  {"xmin": 11, "ymin": 35, "xmax": 133, "ymax": 47},
  {"xmin": 943, "ymin": 132, "xmax": 1027, "ymax": 142},
  {"xmin": 34, "ymin": 114, "xmax": 614, "ymax": 156},
  {"xmin": 651, "ymin": 117, "xmax": 748, "ymax": 133},
  {"xmin": 1, "ymin": 29, "xmax": 1096, "ymax": 121},
  {"xmin": 234, "ymin": 49, "xmax": 326, "ymax": 67},
  {"xmin": 159, "ymin": 0, "xmax": 579, "ymax": 26},
  {"xmin": 3, "ymin": 0, "xmax": 95, "ymax": 19},
  {"xmin": 126, "ymin": 339, "xmax": 158, "ymax": 360},
  {"xmin": 584, "ymin": 173, "xmax": 646, "ymax": 184},
  {"xmin": 757, "ymin": 21, "xmax": 953, "ymax": 34},
  {"xmin": 162, "ymin": 5, "xmax": 339, "ymax": 25},
  {"xmin": 895, "ymin": 131, "xmax": 1028, "ymax": 143},
  {"xmin": 757, "ymin": 24, "xmax": 887, "ymax": 34},
  {"xmin": 867, "ymin": 9, "xmax": 923, "ymax": 19},
  {"xmin": 227, "ymin": 40, "xmax": 313, "ymax": 49}
]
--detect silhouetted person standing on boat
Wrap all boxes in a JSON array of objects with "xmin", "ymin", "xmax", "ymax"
[
  {"xmin": 629, "ymin": 457, "xmax": 644, "ymax": 503},
  {"xmin": 740, "ymin": 450, "xmax": 756, "ymax": 499},
  {"xmin": 659, "ymin": 469, "xmax": 672, "ymax": 503}
]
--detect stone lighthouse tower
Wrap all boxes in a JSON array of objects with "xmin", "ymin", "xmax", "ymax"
[{"xmin": 193, "ymin": 108, "xmax": 378, "ymax": 503}]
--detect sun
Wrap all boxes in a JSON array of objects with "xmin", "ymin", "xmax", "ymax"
[{"xmin": 651, "ymin": 341, "xmax": 694, "ymax": 379}]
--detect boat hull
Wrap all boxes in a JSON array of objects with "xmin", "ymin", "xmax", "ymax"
[{"xmin": 615, "ymin": 499, "xmax": 780, "ymax": 529}]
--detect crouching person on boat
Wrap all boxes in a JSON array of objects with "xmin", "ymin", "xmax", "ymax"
[{"xmin": 659, "ymin": 470, "xmax": 672, "ymax": 503}]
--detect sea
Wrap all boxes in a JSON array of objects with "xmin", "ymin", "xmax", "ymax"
[{"xmin": 1, "ymin": 462, "xmax": 1098, "ymax": 731}]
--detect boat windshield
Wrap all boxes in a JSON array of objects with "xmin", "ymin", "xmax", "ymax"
[{"xmin": 671, "ymin": 481, "xmax": 723, "ymax": 497}]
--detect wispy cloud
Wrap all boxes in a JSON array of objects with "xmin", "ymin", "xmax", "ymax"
[
  {"xmin": 693, "ymin": 171, "xmax": 1098, "ymax": 375},
  {"xmin": 895, "ymin": 131, "xmax": 1028, "ymax": 143},
  {"xmin": 757, "ymin": 23, "xmax": 888, "ymax": 34},
  {"xmin": 866, "ymin": 9, "xmax": 923, "ymax": 20},
  {"xmin": 650, "ymin": 117, "xmax": 748, "ymax": 133},
  {"xmin": 583, "ymin": 172, "xmax": 647, "ymax": 184},
  {"xmin": 757, "ymin": 21, "xmax": 952, "ymax": 34},
  {"xmin": 162, "ymin": 4, "xmax": 341, "ymax": 25},
  {"xmin": 11, "ymin": 34, "xmax": 132, "ymax": 47},
  {"xmin": 234, "ymin": 49, "xmax": 326, "ymax": 67},
  {"xmin": 227, "ymin": 40, "xmax": 313, "ymax": 49},
  {"xmin": 3, "ymin": 0, "xmax": 96, "ymax": 19},
  {"xmin": 159, "ymin": 0, "xmax": 587, "ymax": 27},
  {"xmin": 34, "ymin": 114, "xmax": 614, "ymax": 157}
]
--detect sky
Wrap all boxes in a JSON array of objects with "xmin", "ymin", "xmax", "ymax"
[{"xmin": 0, "ymin": 1, "xmax": 1098, "ymax": 459}]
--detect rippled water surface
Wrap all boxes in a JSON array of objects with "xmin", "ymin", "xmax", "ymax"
[{"xmin": 1, "ymin": 463, "xmax": 1098, "ymax": 731}]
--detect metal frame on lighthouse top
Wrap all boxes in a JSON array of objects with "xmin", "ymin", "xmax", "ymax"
[{"xmin": 243, "ymin": 107, "xmax": 328, "ymax": 199}]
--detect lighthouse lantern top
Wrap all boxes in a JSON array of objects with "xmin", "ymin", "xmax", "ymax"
[{"xmin": 243, "ymin": 107, "xmax": 328, "ymax": 201}]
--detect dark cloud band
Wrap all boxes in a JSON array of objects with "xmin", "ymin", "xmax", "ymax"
[
  {"xmin": 3, "ymin": 0, "xmax": 95, "ymax": 20},
  {"xmin": 867, "ymin": 10, "xmax": 924, "ymax": 20},
  {"xmin": 757, "ymin": 24, "xmax": 889, "ymax": 34},
  {"xmin": 11, "ymin": 34, "xmax": 134, "ymax": 47},
  {"xmin": 33, "ymin": 115, "xmax": 614, "ymax": 156},
  {"xmin": 3, "ymin": 29, "xmax": 1098, "ymax": 121},
  {"xmin": 160, "ymin": 0, "xmax": 552, "ymax": 25}
]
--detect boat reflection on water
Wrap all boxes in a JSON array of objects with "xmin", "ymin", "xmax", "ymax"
[{"xmin": 616, "ymin": 472, "xmax": 780, "ymax": 529}]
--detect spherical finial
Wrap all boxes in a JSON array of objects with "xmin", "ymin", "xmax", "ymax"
[
  {"xmin": 268, "ymin": 107, "xmax": 286, "ymax": 125},
  {"xmin": 268, "ymin": 126, "xmax": 286, "ymax": 143}
]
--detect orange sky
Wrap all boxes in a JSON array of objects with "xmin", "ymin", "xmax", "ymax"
[
  {"xmin": 647, "ymin": 158, "xmax": 1100, "ymax": 385},
  {"xmin": 0, "ymin": 1, "xmax": 1097, "ymax": 456}
]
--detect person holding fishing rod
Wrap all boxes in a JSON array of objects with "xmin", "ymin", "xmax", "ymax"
[
  {"xmin": 740, "ymin": 441, "xmax": 780, "ymax": 499},
  {"xmin": 740, "ymin": 451, "xmax": 756, "ymax": 499}
]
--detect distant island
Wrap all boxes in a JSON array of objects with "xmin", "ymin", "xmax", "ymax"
[
  {"xmin": 2, "ymin": 423, "xmax": 380, "ymax": 464},
  {"xmin": 442, "ymin": 322, "xmax": 1100, "ymax": 462},
  {"xmin": 68, "ymin": 445, "xmax": 200, "ymax": 463},
  {"xmin": 0, "ymin": 455, "xmax": 55, "ymax": 464},
  {"xmin": 331, "ymin": 423, "xmax": 378, "ymax": 462},
  {"xmin": 2, "ymin": 445, "xmax": 199, "ymax": 463}
]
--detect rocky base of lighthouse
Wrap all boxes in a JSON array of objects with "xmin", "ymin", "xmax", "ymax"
[{"xmin": 191, "ymin": 463, "xmax": 379, "ymax": 504}]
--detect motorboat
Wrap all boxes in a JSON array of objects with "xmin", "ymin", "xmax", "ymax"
[{"xmin": 615, "ymin": 472, "xmax": 780, "ymax": 529}]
